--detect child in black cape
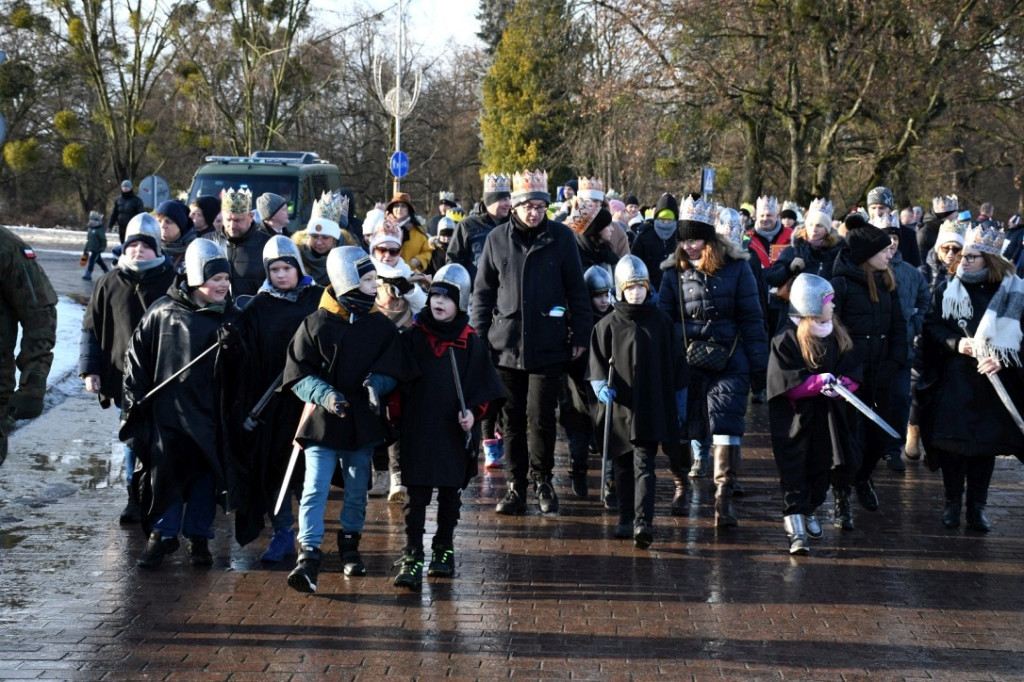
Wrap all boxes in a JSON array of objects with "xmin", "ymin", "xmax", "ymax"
[
  {"xmin": 767, "ymin": 273, "xmax": 862, "ymax": 554},
  {"xmin": 589, "ymin": 255, "xmax": 687, "ymax": 549},
  {"xmin": 392, "ymin": 263, "xmax": 505, "ymax": 591},
  {"xmin": 282, "ymin": 246, "xmax": 418, "ymax": 594}
]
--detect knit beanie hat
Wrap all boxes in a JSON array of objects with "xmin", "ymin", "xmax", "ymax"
[
  {"xmin": 256, "ymin": 192, "xmax": 288, "ymax": 221},
  {"xmin": 192, "ymin": 196, "xmax": 221, "ymax": 229},
  {"xmin": 155, "ymin": 200, "xmax": 191, "ymax": 234},
  {"xmin": 846, "ymin": 225, "xmax": 893, "ymax": 265}
]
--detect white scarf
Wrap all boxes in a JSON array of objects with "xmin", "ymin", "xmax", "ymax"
[{"xmin": 942, "ymin": 269, "xmax": 1024, "ymax": 367}]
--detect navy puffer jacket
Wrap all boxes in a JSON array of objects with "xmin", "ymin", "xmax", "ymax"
[{"xmin": 658, "ymin": 255, "xmax": 768, "ymax": 437}]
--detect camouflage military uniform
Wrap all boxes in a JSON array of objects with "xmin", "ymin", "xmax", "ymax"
[{"xmin": 0, "ymin": 227, "xmax": 58, "ymax": 466}]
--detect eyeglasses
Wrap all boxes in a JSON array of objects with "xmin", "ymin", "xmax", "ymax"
[
  {"xmin": 961, "ymin": 253, "xmax": 982, "ymax": 264},
  {"xmin": 939, "ymin": 245, "xmax": 961, "ymax": 253},
  {"xmin": 374, "ymin": 246, "xmax": 401, "ymax": 256},
  {"xmin": 520, "ymin": 203, "xmax": 547, "ymax": 214}
]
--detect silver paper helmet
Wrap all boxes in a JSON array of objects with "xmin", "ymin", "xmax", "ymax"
[
  {"xmin": 262, "ymin": 234, "xmax": 306, "ymax": 278},
  {"xmin": 184, "ymin": 237, "xmax": 229, "ymax": 287},
  {"xmin": 788, "ymin": 273, "xmax": 834, "ymax": 318},
  {"xmin": 124, "ymin": 213, "xmax": 162, "ymax": 256},
  {"xmin": 866, "ymin": 186, "xmax": 894, "ymax": 210},
  {"xmin": 584, "ymin": 265, "xmax": 613, "ymax": 295},
  {"xmin": 715, "ymin": 207, "xmax": 745, "ymax": 246},
  {"xmin": 429, "ymin": 263, "xmax": 472, "ymax": 312},
  {"xmin": 613, "ymin": 255, "xmax": 650, "ymax": 301},
  {"xmin": 327, "ymin": 245, "xmax": 374, "ymax": 296}
]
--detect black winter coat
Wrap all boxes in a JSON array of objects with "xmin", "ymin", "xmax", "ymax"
[
  {"xmin": 281, "ymin": 292, "xmax": 419, "ymax": 451},
  {"xmin": 918, "ymin": 278, "xmax": 1024, "ymax": 463},
  {"xmin": 79, "ymin": 260, "xmax": 177, "ymax": 408},
  {"xmin": 575, "ymin": 232, "xmax": 619, "ymax": 272},
  {"xmin": 446, "ymin": 212, "xmax": 499, "ymax": 286},
  {"xmin": 657, "ymin": 256, "xmax": 768, "ymax": 438},
  {"xmin": 221, "ymin": 227, "xmax": 271, "ymax": 297},
  {"xmin": 631, "ymin": 227, "xmax": 677, "ymax": 293},
  {"xmin": 589, "ymin": 301, "xmax": 686, "ymax": 458},
  {"xmin": 919, "ymin": 248, "xmax": 953, "ymax": 292},
  {"xmin": 829, "ymin": 250, "xmax": 908, "ymax": 390},
  {"xmin": 398, "ymin": 313, "xmax": 506, "ymax": 488},
  {"xmin": 226, "ymin": 283, "xmax": 323, "ymax": 545},
  {"xmin": 110, "ymin": 191, "xmax": 145, "ymax": 243},
  {"xmin": 120, "ymin": 280, "xmax": 241, "ymax": 532},
  {"xmin": 471, "ymin": 215, "xmax": 593, "ymax": 371},
  {"xmin": 765, "ymin": 236, "xmax": 845, "ymax": 288}
]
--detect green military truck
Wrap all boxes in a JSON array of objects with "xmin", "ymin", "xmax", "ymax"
[{"xmin": 185, "ymin": 151, "xmax": 344, "ymax": 233}]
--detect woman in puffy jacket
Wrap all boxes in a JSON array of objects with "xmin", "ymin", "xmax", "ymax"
[{"xmin": 657, "ymin": 197, "xmax": 768, "ymax": 528}]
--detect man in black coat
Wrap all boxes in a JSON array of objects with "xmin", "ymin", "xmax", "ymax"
[
  {"xmin": 471, "ymin": 170, "xmax": 593, "ymax": 516},
  {"xmin": 217, "ymin": 187, "xmax": 271, "ymax": 297},
  {"xmin": 109, "ymin": 180, "xmax": 146, "ymax": 244},
  {"xmin": 447, "ymin": 175, "xmax": 511, "ymax": 287}
]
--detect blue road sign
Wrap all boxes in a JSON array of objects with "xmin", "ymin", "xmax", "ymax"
[{"xmin": 389, "ymin": 151, "xmax": 409, "ymax": 179}]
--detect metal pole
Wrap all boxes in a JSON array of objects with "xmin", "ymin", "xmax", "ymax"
[
  {"xmin": 393, "ymin": 0, "xmax": 403, "ymax": 195},
  {"xmin": 600, "ymin": 359, "xmax": 615, "ymax": 503}
]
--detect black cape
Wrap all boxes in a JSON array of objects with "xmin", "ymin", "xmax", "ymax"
[{"xmin": 767, "ymin": 322, "xmax": 863, "ymax": 477}]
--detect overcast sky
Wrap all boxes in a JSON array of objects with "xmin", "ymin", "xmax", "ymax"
[{"xmin": 331, "ymin": 0, "xmax": 482, "ymax": 54}]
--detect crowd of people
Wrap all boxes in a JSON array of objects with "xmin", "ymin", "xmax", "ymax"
[{"xmin": 71, "ymin": 173, "xmax": 1024, "ymax": 593}]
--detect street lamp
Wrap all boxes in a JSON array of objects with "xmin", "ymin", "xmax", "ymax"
[{"xmin": 372, "ymin": 0, "xmax": 421, "ymax": 196}]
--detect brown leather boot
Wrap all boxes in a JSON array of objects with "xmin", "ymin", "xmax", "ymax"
[{"xmin": 713, "ymin": 444, "xmax": 738, "ymax": 527}]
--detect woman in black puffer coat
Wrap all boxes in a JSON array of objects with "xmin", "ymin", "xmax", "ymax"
[
  {"xmin": 658, "ymin": 202, "xmax": 768, "ymax": 527},
  {"xmin": 828, "ymin": 216, "xmax": 907, "ymax": 528}
]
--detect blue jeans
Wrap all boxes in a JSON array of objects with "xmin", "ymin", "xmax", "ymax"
[
  {"xmin": 152, "ymin": 471, "xmax": 216, "ymax": 539},
  {"xmin": 297, "ymin": 444, "xmax": 373, "ymax": 548},
  {"xmin": 124, "ymin": 445, "xmax": 136, "ymax": 485}
]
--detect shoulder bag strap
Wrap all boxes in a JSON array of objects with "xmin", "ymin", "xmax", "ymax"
[{"xmin": 677, "ymin": 270, "xmax": 689, "ymax": 347}]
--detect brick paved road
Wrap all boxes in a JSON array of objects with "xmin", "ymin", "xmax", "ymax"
[{"xmin": 1, "ymin": 238, "xmax": 1022, "ymax": 680}]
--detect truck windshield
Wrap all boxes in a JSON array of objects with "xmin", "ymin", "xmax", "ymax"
[{"xmin": 187, "ymin": 174, "xmax": 299, "ymax": 217}]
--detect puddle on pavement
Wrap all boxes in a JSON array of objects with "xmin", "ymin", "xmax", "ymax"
[{"xmin": 23, "ymin": 450, "xmax": 117, "ymax": 490}]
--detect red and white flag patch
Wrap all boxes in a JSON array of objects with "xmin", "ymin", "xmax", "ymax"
[{"xmin": 22, "ymin": 247, "xmax": 36, "ymax": 259}]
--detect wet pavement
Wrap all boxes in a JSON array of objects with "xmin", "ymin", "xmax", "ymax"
[{"xmin": 1, "ymin": 233, "xmax": 1023, "ymax": 680}]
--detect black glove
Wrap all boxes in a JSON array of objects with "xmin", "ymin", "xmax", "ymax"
[
  {"xmin": 385, "ymin": 276, "xmax": 414, "ymax": 295},
  {"xmin": 217, "ymin": 323, "xmax": 241, "ymax": 352},
  {"xmin": 363, "ymin": 378, "xmax": 381, "ymax": 415},
  {"xmin": 326, "ymin": 391, "xmax": 348, "ymax": 418}
]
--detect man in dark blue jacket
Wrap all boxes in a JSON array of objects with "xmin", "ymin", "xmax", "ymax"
[{"xmin": 471, "ymin": 169, "xmax": 593, "ymax": 516}]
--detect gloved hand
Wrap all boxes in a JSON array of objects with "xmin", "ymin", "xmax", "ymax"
[
  {"xmin": 789, "ymin": 257, "xmax": 806, "ymax": 273},
  {"xmin": 8, "ymin": 392, "xmax": 44, "ymax": 420},
  {"xmin": 217, "ymin": 322, "xmax": 241, "ymax": 352},
  {"xmin": 385, "ymin": 276, "xmax": 414, "ymax": 295},
  {"xmin": 598, "ymin": 386, "xmax": 617, "ymax": 404},
  {"xmin": 816, "ymin": 372, "xmax": 838, "ymax": 397},
  {"xmin": 363, "ymin": 378, "xmax": 381, "ymax": 415},
  {"xmin": 326, "ymin": 391, "xmax": 348, "ymax": 418}
]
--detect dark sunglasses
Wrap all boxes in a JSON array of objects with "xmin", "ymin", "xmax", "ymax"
[
  {"xmin": 939, "ymin": 245, "xmax": 961, "ymax": 253},
  {"xmin": 374, "ymin": 246, "xmax": 401, "ymax": 256}
]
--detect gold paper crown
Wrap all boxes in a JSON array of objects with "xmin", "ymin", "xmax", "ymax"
[
  {"xmin": 964, "ymin": 223, "xmax": 1003, "ymax": 255},
  {"xmin": 310, "ymin": 191, "xmax": 349, "ymax": 225},
  {"xmin": 512, "ymin": 169, "xmax": 548, "ymax": 196},
  {"xmin": 567, "ymin": 199, "xmax": 601, "ymax": 234},
  {"xmin": 438, "ymin": 191, "xmax": 456, "ymax": 204},
  {"xmin": 805, "ymin": 198, "xmax": 834, "ymax": 221},
  {"xmin": 756, "ymin": 195, "xmax": 779, "ymax": 215},
  {"xmin": 447, "ymin": 207, "xmax": 466, "ymax": 222},
  {"xmin": 577, "ymin": 176, "xmax": 605, "ymax": 201},
  {"xmin": 932, "ymin": 194, "xmax": 958, "ymax": 214},
  {"xmin": 483, "ymin": 173, "xmax": 511, "ymax": 194},
  {"xmin": 679, "ymin": 195, "xmax": 716, "ymax": 226},
  {"xmin": 221, "ymin": 187, "xmax": 252, "ymax": 214}
]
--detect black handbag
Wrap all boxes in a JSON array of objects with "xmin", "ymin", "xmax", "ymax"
[{"xmin": 678, "ymin": 273, "xmax": 739, "ymax": 372}]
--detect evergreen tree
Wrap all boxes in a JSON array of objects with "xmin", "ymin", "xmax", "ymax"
[
  {"xmin": 479, "ymin": 0, "xmax": 578, "ymax": 174},
  {"xmin": 476, "ymin": 0, "xmax": 515, "ymax": 56}
]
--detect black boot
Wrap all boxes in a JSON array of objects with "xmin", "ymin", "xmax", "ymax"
[
  {"xmin": 670, "ymin": 474, "xmax": 687, "ymax": 517},
  {"xmin": 966, "ymin": 505, "xmax": 991, "ymax": 532},
  {"xmin": 427, "ymin": 543, "xmax": 455, "ymax": 578},
  {"xmin": 942, "ymin": 500, "xmax": 961, "ymax": 529},
  {"xmin": 713, "ymin": 444, "xmax": 738, "ymax": 527},
  {"xmin": 496, "ymin": 480, "xmax": 528, "ymax": 515},
  {"xmin": 337, "ymin": 530, "xmax": 366, "ymax": 576},
  {"xmin": 119, "ymin": 484, "xmax": 141, "ymax": 525},
  {"xmin": 833, "ymin": 486, "xmax": 854, "ymax": 530},
  {"xmin": 136, "ymin": 531, "xmax": 180, "ymax": 569},
  {"xmin": 393, "ymin": 547, "xmax": 424, "ymax": 591},
  {"xmin": 854, "ymin": 478, "xmax": 879, "ymax": 511},
  {"xmin": 534, "ymin": 476, "xmax": 559, "ymax": 514},
  {"xmin": 570, "ymin": 469, "xmax": 589, "ymax": 499},
  {"xmin": 288, "ymin": 546, "xmax": 323, "ymax": 593},
  {"xmin": 187, "ymin": 536, "xmax": 213, "ymax": 566}
]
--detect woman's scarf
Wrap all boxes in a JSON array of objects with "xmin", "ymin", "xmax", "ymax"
[{"xmin": 943, "ymin": 267, "xmax": 1024, "ymax": 366}]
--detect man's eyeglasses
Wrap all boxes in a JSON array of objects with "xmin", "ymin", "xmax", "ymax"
[
  {"xmin": 520, "ymin": 202, "xmax": 547, "ymax": 214},
  {"xmin": 374, "ymin": 246, "xmax": 401, "ymax": 257}
]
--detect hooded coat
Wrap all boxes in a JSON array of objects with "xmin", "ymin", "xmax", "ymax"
[
  {"xmin": 630, "ymin": 193, "xmax": 679, "ymax": 293},
  {"xmin": 657, "ymin": 250, "xmax": 768, "ymax": 438},
  {"xmin": 120, "ymin": 278, "xmax": 241, "ymax": 533},
  {"xmin": 79, "ymin": 259, "xmax": 177, "ymax": 408}
]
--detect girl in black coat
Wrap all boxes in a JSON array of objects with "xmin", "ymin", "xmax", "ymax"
[
  {"xmin": 392, "ymin": 264, "xmax": 505, "ymax": 591},
  {"xmin": 590, "ymin": 256, "xmax": 687, "ymax": 549},
  {"xmin": 828, "ymin": 217, "xmax": 907, "ymax": 526},
  {"xmin": 768, "ymin": 274, "xmax": 862, "ymax": 554},
  {"xmin": 919, "ymin": 229, "xmax": 1024, "ymax": 532}
]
